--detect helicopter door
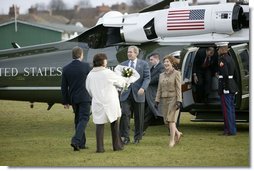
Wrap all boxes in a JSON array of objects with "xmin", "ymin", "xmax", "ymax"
[
  {"xmin": 230, "ymin": 43, "xmax": 249, "ymax": 110},
  {"xmin": 181, "ymin": 47, "xmax": 198, "ymax": 108}
]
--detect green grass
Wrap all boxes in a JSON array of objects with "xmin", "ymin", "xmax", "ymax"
[{"xmin": 0, "ymin": 100, "xmax": 249, "ymax": 167}]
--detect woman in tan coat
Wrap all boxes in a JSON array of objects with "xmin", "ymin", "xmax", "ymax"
[{"xmin": 155, "ymin": 55, "xmax": 183, "ymax": 147}]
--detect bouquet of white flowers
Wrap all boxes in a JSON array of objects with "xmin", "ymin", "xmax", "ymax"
[
  {"xmin": 122, "ymin": 67, "xmax": 133, "ymax": 78},
  {"xmin": 114, "ymin": 65, "xmax": 140, "ymax": 91}
]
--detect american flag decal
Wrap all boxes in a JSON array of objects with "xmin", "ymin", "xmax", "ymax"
[{"xmin": 167, "ymin": 9, "xmax": 205, "ymax": 31}]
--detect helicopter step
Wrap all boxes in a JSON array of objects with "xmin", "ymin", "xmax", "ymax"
[{"xmin": 190, "ymin": 110, "xmax": 249, "ymax": 123}]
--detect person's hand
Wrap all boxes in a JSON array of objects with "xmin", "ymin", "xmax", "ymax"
[
  {"xmin": 64, "ymin": 104, "xmax": 70, "ymax": 109},
  {"xmin": 176, "ymin": 101, "xmax": 181, "ymax": 110},
  {"xmin": 138, "ymin": 88, "xmax": 145, "ymax": 95},
  {"xmin": 223, "ymin": 89, "xmax": 229, "ymax": 94},
  {"xmin": 154, "ymin": 102, "xmax": 159, "ymax": 109},
  {"xmin": 193, "ymin": 74, "xmax": 198, "ymax": 84}
]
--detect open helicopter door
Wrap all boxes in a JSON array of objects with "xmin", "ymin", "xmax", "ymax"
[
  {"xmin": 181, "ymin": 47, "xmax": 199, "ymax": 109},
  {"xmin": 230, "ymin": 43, "xmax": 249, "ymax": 110}
]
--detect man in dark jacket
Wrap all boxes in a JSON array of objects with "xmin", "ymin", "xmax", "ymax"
[
  {"xmin": 143, "ymin": 53, "xmax": 164, "ymax": 133},
  {"xmin": 192, "ymin": 47, "xmax": 218, "ymax": 103},
  {"xmin": 120, "ymin": 46, "xmax": 151, "ymax": 144},
  {"xmin": 216, "ymin": 42, "xmax": 238, "ymax": 136},
  {"xmin": 61, "ymin": 46, "xmax": 91, "ymax": 151}
]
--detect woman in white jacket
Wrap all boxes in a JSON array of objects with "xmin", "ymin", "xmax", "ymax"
[{"xmin": 86, "ymin": 53, "xmax": 127, "ymax": 153}]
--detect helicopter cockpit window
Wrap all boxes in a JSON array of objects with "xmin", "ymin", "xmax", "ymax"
[
  {"xmin": 239, "ymin": 49, "xmax": 249, "ymax": 76},
  {"xmin": 183, "ymin": 51, "xmax": 195, "ymax": 82},
  {"xmin": 77, "ymin": 25, "xmax": 107, "ymax": 49},
  {"xmin": 78, "ymin": 25, "xmax": 123, "ymax": 49}
]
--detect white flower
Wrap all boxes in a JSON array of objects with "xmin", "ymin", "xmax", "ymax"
[{"xmin": 114, "ymin": 65, "xmax": 140, "ymax": 91}]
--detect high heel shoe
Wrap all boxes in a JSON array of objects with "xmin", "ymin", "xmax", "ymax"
[
  {"xmin": 169, "ymin": 142, "xmax": 175, "ymax": 148},
  {"xmin": 175, "ymin": 132, "xmax": 183, "ymax": 144}
]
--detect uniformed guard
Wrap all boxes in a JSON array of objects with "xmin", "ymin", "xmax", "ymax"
[{"xmin": 216, "ymin": 42, "xmax": 238, "ymax": 136}]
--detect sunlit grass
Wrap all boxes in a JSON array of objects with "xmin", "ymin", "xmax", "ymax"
[{"xmin": 0, "ymin": 100, "xmax": 249, "ymax": 166}]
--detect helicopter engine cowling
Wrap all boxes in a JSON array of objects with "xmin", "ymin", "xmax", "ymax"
[
  {"xmin": 154, "ymin": 3, "xmax": 243, "ymax": 38},
  {"xmin": 98, "ymin": 2, "xmax": 246, "ymax": 44}
]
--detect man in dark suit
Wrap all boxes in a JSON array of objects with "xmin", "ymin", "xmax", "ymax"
[
  {"xmin": 143, "ymin": 53, "xmax": 164, "ymax": 133},
  {"xmin": 120, "ymin": 46, "xmax": 151, "ymax": 144},
  {"xmin": 192, "ymin": 47, "xmax": 218, "ymax": 103},
  {"xmin": 61, "ymin": 46, "xmax": 91, "ymax": 151}
]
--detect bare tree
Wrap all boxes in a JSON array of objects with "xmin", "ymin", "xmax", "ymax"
[
  {"xmin": 34, "ymin": 3, "xmax": 47, "ymax": 11},
  {"xmin": 77, "ymin": 0, "xmax": 92, "ymax": 8},
  {"xmin": 130, "ymin": 0, "xmax": 148, "ymax": 11},
  {"xmin": 48, "ymin": 0, "xmax": 66, "ymax": 10}
]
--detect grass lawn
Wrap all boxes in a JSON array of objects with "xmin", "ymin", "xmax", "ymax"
[{"xmin": 0, "ymin": 100, "xmax": 250, "ymax": 167}]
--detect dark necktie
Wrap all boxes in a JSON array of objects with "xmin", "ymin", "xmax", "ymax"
[
  {"xmin": 130, "ymin": 61, "xmax": 135, "ymax": 68},
  {"xmin": 202, "ymin": 56, "xmax": 210, "ymax": 68},
  {"xmin": 151, "ymin": 65, "xmax": 155, "ymax": 72}
]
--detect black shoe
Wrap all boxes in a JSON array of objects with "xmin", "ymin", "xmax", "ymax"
[
  {"xmin": 114, "ymin": 146, "xmax": 124, "ymax": 151},
  {"xmin": 218, "ymin": 132, "xmax": 236, "ymax": 136},
  {"xmin": 80, "ymin": 146, "xmax": 89, "ymax": 149},
  {"xmin": 96, "ymin": 149, "xmax": 105, "ymax": 153},
  {"xmin": 133, "ymin": 139, "xmax": 140, "ymax": 144},
  {"xmin": 71, "ymin": 143, "xmax": 80, "ymax": 151},
  {"xmin": 218, "ymin": 132, "xmax": 227, "ymax": 136},
  {"xmin": 122, "ymin": 137, "xmax": 130, "ymax": 145}
]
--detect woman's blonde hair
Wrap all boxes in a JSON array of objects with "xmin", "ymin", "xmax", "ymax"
[
  {"xmin": 163, "ymin": 54, "xmax": 174, "ymax": 62},
  {"xmin": 163, "ymin": 54, "xmax": 178, "ymax": 68}
]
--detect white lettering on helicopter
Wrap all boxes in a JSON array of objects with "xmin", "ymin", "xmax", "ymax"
[
  {"xmin": 0, "ymin": 67, "xmax": 62, "ymax": 77},
  {"xmin": 0, "ymin": 68, "xmax": 18, "ymax": 77}
]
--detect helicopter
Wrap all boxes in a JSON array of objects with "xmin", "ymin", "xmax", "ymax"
[{"xmin": 0, "ymin": 0, "xmax": 249, "ymax": 122}]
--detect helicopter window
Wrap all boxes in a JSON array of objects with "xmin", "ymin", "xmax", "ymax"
[
  {"xmin": 221, "ymin": 13, "xmax": 229, "ymax": 19},
  {"xmin": 143, "ymin": 18, "xmax": 158, "ymax": 40},
  {"xmin": 239, "ymin": 49, "xmax": 249, "ymax": 76},
  {"xmin": 183, "ymin": 51, "xmax": 195, "ymax": 81},
  {"xmin": 77, "ymin": 25, "xmax": 108, "ymax": 49},
  {"xmin": 106, "ymin": 27, "xmax": 122, "ymax": 46}
]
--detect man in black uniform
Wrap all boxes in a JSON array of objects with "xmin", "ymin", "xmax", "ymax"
[{"xmin": 216, "ymin": 42, "xmax": 238, "ymax": 136}]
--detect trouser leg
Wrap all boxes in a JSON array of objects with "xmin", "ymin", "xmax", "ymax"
[
  {"xmin": 231, "ymin": 95, "xmax": 237, "ymax": 134},
  {"xmin": 133, "ymin": 102, "xmax": 144, "ymax": 141},
  {"xmin": 143, "ymin": 108, "xmax": 154, "ymax": 132},
  {"xmin": 71, "ymin": 102, "xmax": 90, "ymax": 148},
  {"xmin": 120, "ymin": 101, "xmax": 131, "ymax": 138},
  {"xmin": 221, "ymin": 94, "xmax": 237, "ymax": 135},
  {"xmin": 196, "ymin": 73, "xmax": 205, "ymax": 102},
  {"xmin": 221, "ymin": 94, "xmax": 229, "ymax": 134},
  {"xmin": 225, "ymin": 94, "xmax": 237, "ymax": 135},
  {"xmin": 111, "ymin": 120, "xmax": 123, "ymax": 151},
  {"xmin": 204, "ymin": 70, "xmax": 212, "ymax": 99},
  {"xmin": 96, "ymin": 124, "xmax": 105, "ymax": 153}
]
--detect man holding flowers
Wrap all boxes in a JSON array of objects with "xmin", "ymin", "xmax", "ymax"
[{"xmin": 119, "ymin": 46, "xmax": 151, "ymax": 145}]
